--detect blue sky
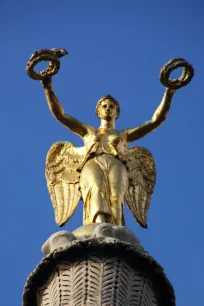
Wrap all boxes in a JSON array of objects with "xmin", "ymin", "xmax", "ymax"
[{"xmin": 1, "ymin": 1, "xmax": 203, "ymax": 305}]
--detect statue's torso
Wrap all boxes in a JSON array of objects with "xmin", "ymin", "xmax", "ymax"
[{"xmin": 83, "ymin": 128, "xmax": 127, "ymax": 158}]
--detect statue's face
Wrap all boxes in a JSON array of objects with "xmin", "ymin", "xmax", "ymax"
[{"xmin": 98, "ymin": 99, "xmax": 117, "ymax": 120}]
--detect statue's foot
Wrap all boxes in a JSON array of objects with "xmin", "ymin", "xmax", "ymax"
[{"xmin": 94, "ymin": 213, "xmax": 110, "ymax": 223}]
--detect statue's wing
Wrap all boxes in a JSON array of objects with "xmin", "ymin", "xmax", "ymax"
[
  {"xmin": 124, "ymin": 147, "xmax": 156, "ymax": 228},
  {"xmin": 45, "ymin": 142, "xmax": 86, "ymax": 226}
]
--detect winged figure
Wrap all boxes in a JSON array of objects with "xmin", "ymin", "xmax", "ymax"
[
  {"xmin": 46, "ymin": 138, "xmax": 157, "ymax": 227},
  {"xmin": 27, "ymin": 50, "xmax": 193, "ymax": 228},
  {"xmin": 43, "ymin": 81, "xmax": 176, "ymax": 228}
]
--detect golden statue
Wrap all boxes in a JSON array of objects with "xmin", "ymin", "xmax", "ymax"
[{"xmin": 26, "ymin": 49, "xmax": 194, "ymax": 228}]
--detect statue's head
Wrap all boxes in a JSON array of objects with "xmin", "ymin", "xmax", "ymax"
[{"xmin": 96, "ymin": 95, "xmax": 120, "ymax": 120}]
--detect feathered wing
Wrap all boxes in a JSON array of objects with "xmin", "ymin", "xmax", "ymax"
[
  {"xmin": 124, "ymin": 147, "xmax": 156, "ymax": 228},
  {"xmin": 45, "ymin": 142, "xmax": 86, "ymax": 226}
]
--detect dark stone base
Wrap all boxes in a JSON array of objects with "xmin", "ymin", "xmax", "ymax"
[{"xmin": 23, "ymin": 224, "xmax": 175, "ymax": 306}]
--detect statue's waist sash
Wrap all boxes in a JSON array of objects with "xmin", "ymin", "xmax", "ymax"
[{"xmin": 78, "ymin": 142, "xmax": 123, "ymax": 171}]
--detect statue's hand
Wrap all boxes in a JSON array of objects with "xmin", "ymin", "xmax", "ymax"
[
  {"xmin": 166, "ymin": 87, "xmax": 176, "ymax": 95},
  {"xmin": 41, "ymin": 77, "xmax": 52, "ymax": 89}
]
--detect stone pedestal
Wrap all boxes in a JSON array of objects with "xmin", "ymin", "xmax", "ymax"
[{"xmin": 23, "ymin": 224, "xmax": 175, "ymax": 306}]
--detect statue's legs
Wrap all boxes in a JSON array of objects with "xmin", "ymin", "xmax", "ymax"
[
  {"xmin": 80, "ymin": 154, "xmax": 128, "ymax": 225},
  {"xmin": 80, "ymin": 157, "xmax": 110, "ymax": 224},
  {"xmin": 107, "ymin": 158, "xmax": 128, "ymax": 224}
]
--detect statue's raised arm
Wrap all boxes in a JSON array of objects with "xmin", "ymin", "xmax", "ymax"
[
  {"xmin": 126, "ymin": 58, "xmax": 194, "ymax": 143},
  {"xmin": 41, "ymin": 77, "xmax": 90, "ymax": 138},
  {"xmin": 26, "ymin": 48, "xmax": 92, "ymax": 138},
  {"xmin": 126, "ymin": 87, "xmax": 175, "ymax": 142}
]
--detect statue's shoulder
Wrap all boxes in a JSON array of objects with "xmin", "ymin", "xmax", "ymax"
[
  {"xmin": 84, "ymin": 125, "xmax": 97, "ymax": 137},
  {"xmin": 118, "ymin": 129, "xmax": 129, "ymax": 142}
]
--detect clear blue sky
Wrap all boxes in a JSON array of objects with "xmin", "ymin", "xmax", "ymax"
[{"xmin": 1, "ymin": 1, "xmax": 203, "ymax": 305}]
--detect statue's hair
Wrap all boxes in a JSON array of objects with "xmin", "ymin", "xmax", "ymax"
[{"xmin": 96, "ymin": 94, "xmax": 120, "ymax": 119}]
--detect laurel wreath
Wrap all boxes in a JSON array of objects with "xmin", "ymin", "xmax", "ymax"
[
  {"xmin": 160, "ymin": 58, "xmax": 194, "ymax": 89},
  {"xmin": 26, "ymin": 49, "xmax": 61, "ymax": 80}
]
